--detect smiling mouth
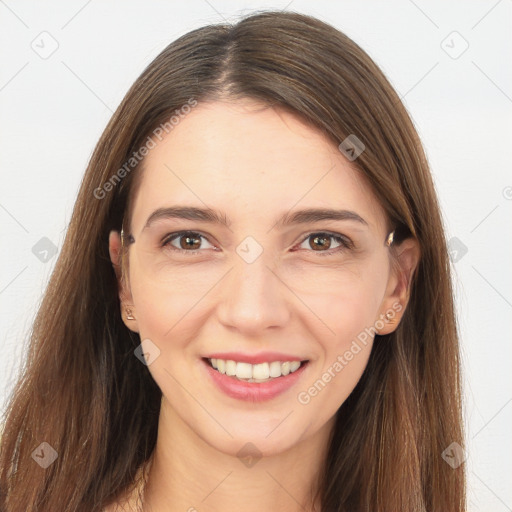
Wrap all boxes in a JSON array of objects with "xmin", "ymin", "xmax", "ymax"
[{"xmin": 204, "ymin": 357, "xmax": 309, "ymax": 383}]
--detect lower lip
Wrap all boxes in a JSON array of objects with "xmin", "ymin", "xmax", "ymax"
[{"xmin": 202, "ymin": 359, "xmax": 309, "ymax": 402}]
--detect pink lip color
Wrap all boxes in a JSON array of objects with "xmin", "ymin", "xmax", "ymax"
[
  {"xmin": 202, "ymin": 358, "xmax": 309, "ymax": 402},
  {"xmin": 204, "ymin": 351, "xmax": 306, "ymax": 365}
]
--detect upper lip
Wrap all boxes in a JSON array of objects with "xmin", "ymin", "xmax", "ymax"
[{"xmin": 203, "ymin": 352, "xmax": 308, "ymax": 365}]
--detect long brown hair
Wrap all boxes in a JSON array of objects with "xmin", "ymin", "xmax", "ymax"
[{"xmin": 0, "ymin": 10, "xmax": 465, "ymax": 511}]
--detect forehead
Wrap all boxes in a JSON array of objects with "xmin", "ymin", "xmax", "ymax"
[{"xmin": 129, "ymin": 99, "xmax": 387, "ymax": 235}]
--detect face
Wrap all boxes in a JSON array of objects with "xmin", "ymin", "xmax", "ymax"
[{"xmin": 110, "ymin": 99, "xmax": 408, "ymax": 457}]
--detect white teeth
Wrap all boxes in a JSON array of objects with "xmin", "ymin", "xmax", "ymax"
[
  {"xmin": 225, "ymin": 360, "xmax": 237, "ymax": 376},
  {"xmin": 252, "ymin": 362, "xmax": 269, "ymax": 380},
  {"xmin": 269, "ymin": 361, "xmax": 282, "ymax": 377},
  {"xmin": 236, "ymin": 362, "xmax": 253, "ymax": 379},
  {"xmin": 289, "ymin": 361, "xmax": 301, "ymax": 372},
  {"xmin": 207, "ymin": 357, "xmax": 304, "ymax": 380}
]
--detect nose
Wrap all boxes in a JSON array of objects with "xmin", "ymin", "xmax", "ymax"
[{"xmin": 215, "ymin": 254, "xmax": 291, "ymax": 335}]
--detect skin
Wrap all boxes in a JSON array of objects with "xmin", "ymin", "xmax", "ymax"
[{"xmin": 107, "ymin": 99, "xmax": 420, "ymax": 512}]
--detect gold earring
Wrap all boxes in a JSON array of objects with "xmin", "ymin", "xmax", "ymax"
[
  {"xmin": 121, "ymin": 223, "xmax": 134, "ymax": 248},
  {"xmin": 384, "ymin": 307, "xmax": 401, "ymax": 323},
  {"xmin": 125, "ymin": 306, "xmax": 135, "ymax": 320},
  {"xmin": 385, "ymin": 312, "xmax": 395, "ymax": 323},
  {"xmin": 385, "ymin": 230, "xmax": 395, "ymax": 247}
]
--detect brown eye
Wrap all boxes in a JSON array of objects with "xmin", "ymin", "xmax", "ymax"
[
  {"xmin": 178, "ymin": 233, "xmax": 201, "ymax": 250},
  {"xmin": 309, "ymin": 234, "xmax": 334, "ymax": 251},
  {"xmin": 296, "ymin": 232, "xmax": 352, "ymax": 255},
  {"xmin": 162, "ymin": 231, "xmax": 214, "ymax": 253}
]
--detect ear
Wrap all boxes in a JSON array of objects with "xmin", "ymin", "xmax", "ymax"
[
  {"xmin": 376, "ymin": 237, "xmax": 421, "ymax": 335},
  {"xmin": 109, "ymin": 230, "xmax": 139, "ymax": 333}
]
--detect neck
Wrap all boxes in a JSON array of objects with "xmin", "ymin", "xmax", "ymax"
[{"xmin": 142, "ymin": 396, "xmax": 333, "ymax": 512}]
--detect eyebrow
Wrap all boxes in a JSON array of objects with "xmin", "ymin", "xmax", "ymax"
[{"xmin": 142, "ymin": 206, "xmax": 368, "ymax": 231}]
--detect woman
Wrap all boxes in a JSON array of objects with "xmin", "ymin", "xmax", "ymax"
[{"xmin": 0, "ymin": 10, "xmax": 466, "ymax": 512}]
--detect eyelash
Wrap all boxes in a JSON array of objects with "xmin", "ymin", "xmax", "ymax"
[{"xmin": 160, "ymin": 230, "xmax": 354, "ymax": 256}]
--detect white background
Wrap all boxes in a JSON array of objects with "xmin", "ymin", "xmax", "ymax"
[{"xmin": 0, "ymin": 1, "xmax": 511, "ymax": 510}]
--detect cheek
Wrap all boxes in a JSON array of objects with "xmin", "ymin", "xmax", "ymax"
[
  {"xmin": 294, "ymin": 274, "xmax": 381, "ymax": 415},
  {"xmin": 128, "ymin": 256, "xmax": 225, "ymax": 342},
  {"xmin": 288, "ymin": 258, "xmax": 387, "ymax": 409},
  {"xmin": 283, "ymin": 259, "xmax": 388, "ymax": 343}
]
